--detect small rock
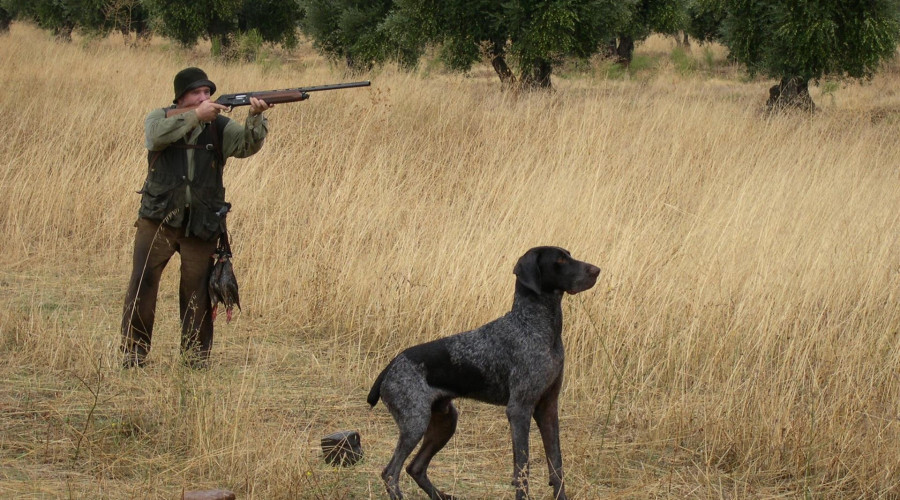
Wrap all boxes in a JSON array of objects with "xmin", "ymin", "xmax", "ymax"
[
  {"xmin": 322, "ymin": 430, "xmax": 363, "ymax": 466},
  {"xmin": 182, "ymin": 489, "xmax": 236, "ymax": 500}
]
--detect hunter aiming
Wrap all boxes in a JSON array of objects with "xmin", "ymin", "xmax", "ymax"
[{"xmin": 120, "ymin": 67, "xmax": 273, "ymax": 369}]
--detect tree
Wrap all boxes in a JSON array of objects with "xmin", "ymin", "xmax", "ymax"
[
  {"xmin": 301, "ymin": 0, "xmax": 631, "ymax": 87},
  {"xmin": 104, "ymin": 0, "xmax": 152, "ymax": 45},
  {"xmin": 147, "ymin": 0, "xmax": 299, "ymax": 56},
  {"xmin": 239, "ymin": 0, "xmax": 303, "ymax": 49},
  {"xmin": 382, "ymin": 0, "xmax": 510, "ymax": 80},
  {"xmin": 145, "ymin": 0, "xmax": 241, "ymax": 48},
  {"xmin": 685, "ymin": 0, "xmax": 726, "ymax": 44},
  {"xmin": 507, "ymin": 0, "xmax": 629, "ymax": 87},
  {"xmin": 609, "ymin": 0, "xmax": 690, "ymax": 66},
  {"xmin": 12, "ymin": 0, "xmax": 298, "ymax": 58},
  {"xmin": 721, "ymin": 0, "xmax": 900, "ymax": 112},
  {"xmin": 20, "ymin": 0, "xmax": 77, "ymax": 40},
  {"xmin": 299, "ymin": 0, "xmax": 405, "ymax": 71},
  {"xmin": 385, "ymin": 0, "xmax": 632, "ymax": 88},
  {"xmin": 4, "ymin": 0, "xmax": 148, "ymax": 41}
]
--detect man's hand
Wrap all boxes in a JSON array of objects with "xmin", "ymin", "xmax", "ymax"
[
  {"xmin": 194, "ymin": 100, "xmax": 229, "ymax": 122},
  {"xmin": 249, "ymin": 96, "xmax": 272, "ymax": 116}
]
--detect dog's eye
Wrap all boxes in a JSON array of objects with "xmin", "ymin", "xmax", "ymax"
[{"xmin": 556, "ymin": 258, "xmax": 567, "ymax": 265}]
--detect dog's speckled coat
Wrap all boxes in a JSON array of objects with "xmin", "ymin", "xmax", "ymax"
[{"xmin": 368, "ymin": 246, "xmax": 600, "ymax": 500}]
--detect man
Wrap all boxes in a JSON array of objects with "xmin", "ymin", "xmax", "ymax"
[{"xmin": 121, "ymin": 67, "xmax": 273, "ymax": 368}]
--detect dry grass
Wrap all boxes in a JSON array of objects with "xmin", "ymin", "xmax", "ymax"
[{"xmin": 2, "ymin": 22, "xmax": 900, "ymax": 499}]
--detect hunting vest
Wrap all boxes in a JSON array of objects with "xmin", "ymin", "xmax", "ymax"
[{"xmin": 138, "ymin": 113, "xmax": 230, "ymax": 241}]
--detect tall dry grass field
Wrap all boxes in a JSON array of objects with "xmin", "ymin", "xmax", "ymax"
[{"xmin": 2, "ymin": 22, "xmax": 900, "ymax": 498}]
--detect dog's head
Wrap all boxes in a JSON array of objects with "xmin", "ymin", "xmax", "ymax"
[{"xmin": 513, "ymin": 246, "xmax": 600, "ymax": 296}]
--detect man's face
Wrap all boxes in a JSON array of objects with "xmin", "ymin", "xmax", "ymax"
[{"xmin": 177, "ymin": 86, "xmax": 212, "ymax": 108}]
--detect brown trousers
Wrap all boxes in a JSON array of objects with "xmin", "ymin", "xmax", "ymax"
[{"xmin": 121, "ymin": 217, "xmax": 218, "ymax": 368}]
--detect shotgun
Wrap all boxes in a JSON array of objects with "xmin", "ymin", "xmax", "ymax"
[{"xmin": 167, "ymin": 80, "xmax": 371, "ymax": 117}]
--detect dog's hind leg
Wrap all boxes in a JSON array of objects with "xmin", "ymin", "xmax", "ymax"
[
  {"xmin": 406, "ymin": 398, "xmax": 459, "ymax": 500},
  {"xmin": 382, "ymin": 400, "xmax": 431, "ymax": 500}
]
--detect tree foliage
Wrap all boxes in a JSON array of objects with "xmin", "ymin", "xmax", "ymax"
[
  {"xmin": 383, "ymin": 0, "xmax": 633, "ymax": 88},
  {"xmin": 144, "ymin": 0, "xmax": 301, "ymax": 54},
  {"xmin": 299, "ymin": 0, "xmax": 404, "ymax": 71},
  {"xmin": 722, "ymin": 0, "xmax": 900, "ymax": 81},
  {"xmin": 627, "ymin": 0, "xmax": 690, "ymax": 39},
  {"xmin": 685, "ymin": 0, "xmax": 726, "ymax": 43},
  {"xmin": 5, "ymin": 0, "xmax": 143, "ymax": 39},
  {"xmin": 104, "ymin": 0, "xmax": 152, "ymax": 42},
  {"xmin": 145, "ymin": 0, "xmax": 240, "ymax": 47},
  {"xmin": 610, "ymin": 0, "xmax": 690, "ymax": 65},
  {"xmin": 383, "ymin": 0, "xmax": 501, "ymax": 73},
  {"xmin": 20, "ymin": 0, "xmax": 77, "ymax": 40},
  {"xmin": 8, "ymin": 0, "xmax": 297, "ymax": 56},
  {"xmin": 721, "ymin": 0, "xmax": 900, "ymax": 110},
  {"xmin": 240, "ymin": 0, "xmax": 302, "ymax": 49}
]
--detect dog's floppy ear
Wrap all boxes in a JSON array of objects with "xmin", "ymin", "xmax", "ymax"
[{"xmin": 513, "ymin": 248, "xmax": 543, "ymax": 295}]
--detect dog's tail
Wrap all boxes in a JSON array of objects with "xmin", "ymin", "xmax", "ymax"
[{"xmin": 367, "ymin": 362, "xmax": 391, "ymax": 408}]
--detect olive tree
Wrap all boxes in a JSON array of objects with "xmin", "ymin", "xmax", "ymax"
[
  {"xmin": 145, "ymin": 0, "xmax": 241, "ymax": 48},
  {"xmin": 385, "ymin": 0, "xmax": 632, "ymax": 88},
  {"xmin": 300, "ymin": 0, "xmax": 632, "ymax": 87},
  {"xmin": 3, "ymin": 0, "xmax": 150, "ymax": 42},
  {"xmin": 299, "ymin": 0, "xmax": 405, "ymax": 71},
  {"xmin": 239, "ymin": 0, "xmax": 302, "ymax": 49},
  {"xmin": 685, "ymin": 0, "xmax": 726, "ymax": 44},
  {"xmin": 16, "ymin": 0, "xmax": 78, "ymax": 40},
  {"xmin": 608, "ymin": 0, "xmax": 690, "ymax": 65},
  {"xmin": 721, "ymin": 0, "xmax": 900, "ymax": 111}
]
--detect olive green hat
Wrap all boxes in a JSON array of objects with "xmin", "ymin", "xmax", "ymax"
[{"xmin": 173, "ymin": 67, "xmax": 216, "ymax": 103}]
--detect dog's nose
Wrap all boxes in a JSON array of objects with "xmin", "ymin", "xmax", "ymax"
[{"xmin": 587, "ymin": 265, "xmax": 601, "ymax": 278}]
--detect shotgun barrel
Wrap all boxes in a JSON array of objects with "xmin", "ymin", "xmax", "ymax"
[{"xmin": 215, "ymin": 81, "xmax": 371, "ymax": 107}]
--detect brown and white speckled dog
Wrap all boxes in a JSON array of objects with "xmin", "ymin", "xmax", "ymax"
[{"xmin": 367, "ymin": 246, "xmax": 601, "ymax": 500}]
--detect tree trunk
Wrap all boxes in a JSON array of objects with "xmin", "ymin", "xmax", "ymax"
[
  {"xmin": 54, "ymin": 25, "xmax": 74, "ymax": 42},
  {"xmin": 489, "ymin": 41, "xmax": 516, "ymax": 86},
  {"xmin": 766, "ymin": 77, "xmax": 816, "ymax": 113},
  {"xmin": 0, "ymin": 7, "xmax": 10, "ymax": 34},
  {"xmin": 604, "ymin": 39, "xmax": 617, "ymax": 58},
  {"xmin": 615, "ymin": 36, "xmax": 635, "ymax": 66},
  {"xmin": 677, "ymin": 31, "xmax": 691, "ymax": 51},
  {"xmin": 491, "ymin": 55, "xmax": 514, "ymax": 83},
  {"xmin": 520, "ymin": 59, "xmax": 552, "ymax": 89}
]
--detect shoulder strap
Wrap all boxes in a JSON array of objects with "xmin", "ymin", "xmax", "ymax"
[{"xmin": 213, "ymin": 115, "xmax": 228, "ymax": 166}]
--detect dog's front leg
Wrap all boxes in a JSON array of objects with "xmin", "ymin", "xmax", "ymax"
[
  {"xmin": 535, "ymin": 390, "xmax": 567, "ymax": 500},
  {"xmin": 507, "ymin": 402, "xmax": 533, "ymax": 500}
]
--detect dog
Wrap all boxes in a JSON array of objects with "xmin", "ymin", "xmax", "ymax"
[{"xmin": 367, "ymin": 246, "xmax": 600, "ymax": 500}]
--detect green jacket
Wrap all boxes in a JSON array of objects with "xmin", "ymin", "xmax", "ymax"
[{"xmin": 138, "ymin": 107, "xmax": 267, "ymax": 240}]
